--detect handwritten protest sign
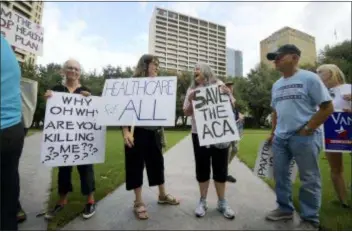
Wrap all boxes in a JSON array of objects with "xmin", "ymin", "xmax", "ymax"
[
  {"xmin": 322, "ymin": 112, "xmax": 352, "ymax": 152},
  {"xmin": 1, "ymin": 4, "xmax": 44, "ymax": 55},
  {"xmin": 192, "ymin": 85, "xmax": 240, "ymax": 146},
  {"xmin": 41, "ymin": 92, "xmax": 106, "ymax": 167},
  {"xmin": 254, "ymin": 141, "xmax": 298, "ymax": 182},
  {"xmin": 96, "ymin": 76, "xmax": 177, "ymax": 126}
]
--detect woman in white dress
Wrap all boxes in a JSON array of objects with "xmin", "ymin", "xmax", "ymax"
[{"xmin": 316, "ymin": 64, "xmax": 351, "ymax": 208}]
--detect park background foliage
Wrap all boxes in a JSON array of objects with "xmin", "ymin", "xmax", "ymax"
[{"xmin": 22, "ymin": 40, "xmax": 351, "ymax": 129}]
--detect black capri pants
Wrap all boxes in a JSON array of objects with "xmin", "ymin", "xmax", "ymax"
[
  {"xmin": 191, "ymin": 133, "xmax": 229, "ymax": 183},
  {"xmin": 57, "ymin": 165, "xmax": 95, "ymax": 196},
  {"xmin": 124, "ymin": 127, "xmax": 165, "ymax": 191}
]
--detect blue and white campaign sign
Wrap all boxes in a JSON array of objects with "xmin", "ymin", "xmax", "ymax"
[{"xmin": 322, "ymin": 112, "xmax": 352, "ymax": 152}]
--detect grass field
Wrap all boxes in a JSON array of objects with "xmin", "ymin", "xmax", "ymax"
[
  {"xmin": 237, "ymin": 129, "xmax": 352, "ymax": 230},
  {"xmin": 26, "ymin": 128, "xmax": 41, "ymax": 137},
  {"xmin": 45, "ymin": 129, "xmax": 189, "ymax": 230}
]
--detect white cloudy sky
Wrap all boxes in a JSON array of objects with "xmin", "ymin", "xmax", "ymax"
[{"xmin": 37, "ymin": 0, "xmax": 351, "ymax": 76}]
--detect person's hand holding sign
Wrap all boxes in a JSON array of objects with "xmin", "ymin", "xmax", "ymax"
[
  {"xmin": 342, "ymin": 94, "xmax": 352, "ymax": 113},
  {"xmin": 44, "ymin": 90, "xmax": 53, "ymax": 99},
  {"xmin": 220, "ymin": 85, "xmax": 231, "ymax": 95},
  {"xmin": 188, "ymin": 89, "xmax": 197, "ymax": 102},
  {"xmin": 267, "ymin": 133, "xmax": 274, "ymax": 145},
  {"xmin": 343, "ymin": 94, "xmax": 352, "ymax": 101},
  {"xmin": 123, "ymin": 129, "xmax": 134, "ymax": 148},
  {"xmin": 80, "ymin": 90, "xmax": 91, "ymax": 97}
]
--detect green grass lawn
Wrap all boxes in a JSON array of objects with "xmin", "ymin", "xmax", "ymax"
[
  {"xmin": 26, "ymin": 128, "xmax": 41, "ymax": 137},
  {"xmin": 45, "ymin": 129, "xmax": 189, "ymax": 230},
  {"xmin": 237, "ymin": 129, "xmax": 352, "ymax": 230}
]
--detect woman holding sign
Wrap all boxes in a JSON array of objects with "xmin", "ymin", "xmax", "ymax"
[
  {"xmin": 122, "ymin": 54, "xmax": 179, "ymax": 220},
  {"xmin": 317, "ymin": 64, "xmax": 351, "ymax": 208},
  {"xmin": 43, "ymin": 59, "xmax": 97, "ymax": 219},
  {"xmin": 183, "ymin": 63, "xmax": 236, "ymax": 219}
]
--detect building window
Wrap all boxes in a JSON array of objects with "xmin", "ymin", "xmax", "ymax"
[
  {"xmin": 179, "ymin": 15, "xmax": 188, "ymax": 22},
  {"xmin": 200, "ymin": 20, "xmax": 207, "ymax": 27},
  {"xmin": 16, "ymin": 1, "xmax": 32, "ymax": 12},
  {"xmin": 168, "ymin": 12, "xmax": 177, "ymax": 20},
  {"xmin": 209, "ymin": 23, "xmax": 217, "ymax": 30},
  {"xmin": 157, "ymin": 9, "xmax": 167, "ymax": 17},
  {"xmin": 15, "ymin": 51, "xmax": 25, "ymax": 60},
  {"xmin": 12, "ymin": 5, "xmax": 31, "ymax": 19},
  {"xmin": 190, "ymin": 18, "xmax": 198, "ymax": 25},
  {"xmin": 218, "ymin": 26, "xmax": 225, "ymax": 32}
]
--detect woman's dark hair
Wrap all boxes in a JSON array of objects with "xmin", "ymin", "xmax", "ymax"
[{"xmin": 133, "ymin": 54, "xmax": 159, "ymax": 77}]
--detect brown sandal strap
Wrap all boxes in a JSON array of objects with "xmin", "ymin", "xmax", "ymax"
[
  {"xmin": 163, "ymin": 194, "xmax": 179, "ymax": 203},
  {"xmin": 134, "ymin": 202, "xmax": 147, "ymax": 213}
]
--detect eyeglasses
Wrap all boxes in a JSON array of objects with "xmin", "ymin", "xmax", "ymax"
[{"xmin": 66, "ymin": 66, "xmax": 80, "ymax": 72}]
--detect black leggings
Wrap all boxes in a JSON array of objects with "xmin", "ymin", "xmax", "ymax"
[
  {"xmin": 58, "ymin": 165, "xmax": 95, "ymax": 196},
  {"xmin": 1, "ymin": 122, "xmax": 25, "ymax": 230},
  {"xmin": 124, "ymin": 127, "xmax": 165, "ymax": 191},
  {"xmin": 191, "ymin": 133, "xmax": 228, "ymax": 183}
]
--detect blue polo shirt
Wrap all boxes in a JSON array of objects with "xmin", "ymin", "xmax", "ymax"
[{"xmin": 1, "ymin": 35, "xmax": 22, "ymax": 129}]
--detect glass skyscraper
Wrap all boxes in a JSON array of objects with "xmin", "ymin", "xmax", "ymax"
[{"xmin": 226, "ymin": 48, "xmax": 243, "ymax": 77}]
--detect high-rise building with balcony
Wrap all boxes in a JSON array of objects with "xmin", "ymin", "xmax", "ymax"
[
  {"xmin": 260, "ymin": 26, "xmax": 316, "ymax": 68},
  {"xmin": 1, "ymin": 0, "xmax": 44, "ymax": 64},
  {"xmin": 149, "ymin": 7, "xmax": 227, "ymax": 76},
  {"xmin": 226, "ymin": 48, "xmax": 243, "ymax": 77}
]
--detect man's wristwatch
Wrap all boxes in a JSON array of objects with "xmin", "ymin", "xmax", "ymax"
[{"xmin": 304, "ymin": 125, "xmax": 314, "ymax": 134}]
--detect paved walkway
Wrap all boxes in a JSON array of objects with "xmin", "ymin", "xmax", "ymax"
[
  {"xmin": 18, "ymin": 133, "xmax": 52, "ymax": 230},
  {"xmin": 62, "ymin": 135, "xmax": 300, "ymax": 230}
]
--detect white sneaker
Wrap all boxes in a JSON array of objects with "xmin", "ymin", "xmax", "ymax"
[
  {"xmin": 217, "ymin": 200, "xmax": 235, "ymax": 220},
  {"xmin": 195, "ymin": 198, "xmax": 208, "ymax": 217}
]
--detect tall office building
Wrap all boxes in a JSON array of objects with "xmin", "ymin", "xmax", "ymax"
[
  {"xmin": 226, "ymin": 48, "xmax": 243, "ymax": 77},
  {"xmin": 1, "ymin": 0, "xmax": 44, "ymax": 64},
  {"xmin": 260, "ymin": 26, "xmax": 316, "ymax": 68},
  {"xmin": 149, "ymin": 7, "xmax": 227, "ymax": 76}
]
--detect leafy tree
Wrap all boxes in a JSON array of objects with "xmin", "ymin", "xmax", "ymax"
[
  {"xmin": 241, "ymin": 63, "xmax": 281, "ymax": 127},
  {"xmin": 318, "ymin": 40, "xmax": 352, "ymax": 83},
  {"xmin": 229, "ymin": 77, "xmax": 249, "ymax": 113}
]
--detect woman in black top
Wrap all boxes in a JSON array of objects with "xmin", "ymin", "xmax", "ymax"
[
  {"xmin": 122, "ymin": 54, "xmax": 179, "ymax": 220},
  {"xmin": 43, "ymin": 59, "xmax": 96, "ymax": 220}
]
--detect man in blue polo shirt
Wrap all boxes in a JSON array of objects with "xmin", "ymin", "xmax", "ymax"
[{"xmin": 1, "ymin": 35, "xmax": 25, "ymax": 230}]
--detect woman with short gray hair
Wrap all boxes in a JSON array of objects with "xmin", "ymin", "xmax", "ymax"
[{"xmin": 183, "ymin": 63, "xmax": 236, "ymax": 219}]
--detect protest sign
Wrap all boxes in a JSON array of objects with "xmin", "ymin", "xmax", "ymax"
[
  {"xmin": 254, "ymin": 141, "xmax": 298, "ymax": 182},
  {"xmin": 21, "ymin": 78, "xmax": 38, "ymax": 128},
  {"xmin": 322, "ymin": 111, "xmax": 352, "ymax": 152},
  {"xmin": 41, "ymin": 92, "xmax": 106, "ymax": 167},
  {"xmin": 1, "ymin": 4, "xmax": 44, "ymax": 55},
  {"xmin": 96, "ymin": 76, "xmax": 177, "ymax": 126},
  {"xmin": 192, "ymin": 85, "xmax": 240, "ymax": 146}
]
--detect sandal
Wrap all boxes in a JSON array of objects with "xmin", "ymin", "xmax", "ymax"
[
  {"xmin": 158, "ymin": 193, "xmax": 180, "ymax": 205},
  {"xmin": 134, "ymin": 202, "xmax": 148, "ymax": 220}
]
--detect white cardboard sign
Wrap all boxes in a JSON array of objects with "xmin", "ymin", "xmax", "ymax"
[
  {"xmin": 192, "ymin": 85, "xmax": 240, "ymax": 146},
  {"xmin": 96, "ymin": 76, "xmax": 177, "ymax": 126},
  {"xmin": 1, "ymin": 4, "xmax": 44, "ymax": 55},
  {"xmin": 254, "ymin": 141, "xmax": 298, "ymax": 182},
  {"xmin": 41, "ymin": 92, "xmax": 106, "ymax": 167}
]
